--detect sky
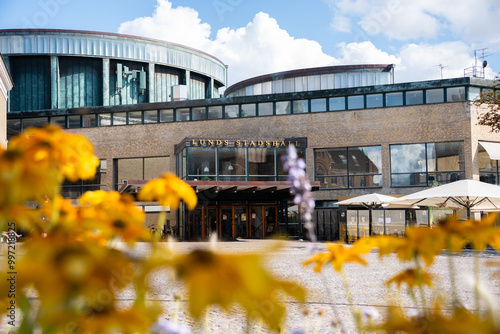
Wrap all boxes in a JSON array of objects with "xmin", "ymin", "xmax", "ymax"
[{"xmin": 0, "ymin": 0, "xmax": 499, "ymax": 86}]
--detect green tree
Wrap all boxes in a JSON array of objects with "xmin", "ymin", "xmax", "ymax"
[{"xmin": 476, "ymin": 78, "xmax": 500, "ymax": 132}]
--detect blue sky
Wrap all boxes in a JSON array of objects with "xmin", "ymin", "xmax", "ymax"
[{"xmin": 1, "ymin": 0, "xmax": 499, "ymax": 86}]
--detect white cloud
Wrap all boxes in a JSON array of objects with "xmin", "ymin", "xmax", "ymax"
[
  {"xmin": 327, "ymin": 0, "xmax": 500, "ymax": 49},
  {"xmin": 118, "ymin": 0, "xmax": 496, "ymax": 90},
  {"xmin": 118, "ymin": 0, "xmax": 212, "ymax": 50},
  {"xmin": 119, "ymin": 1, "xmax": 337, "ymax": 85}
]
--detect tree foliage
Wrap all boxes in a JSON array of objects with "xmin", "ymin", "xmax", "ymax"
[{"xmin": 476, "ymin": 78, "xmax": 500, "ymax": 132}]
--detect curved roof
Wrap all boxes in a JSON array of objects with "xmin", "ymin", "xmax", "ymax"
[
  {"xmin": 224, "ymin": 64, "xmax": 394, "ymax": 96},
  {"xmin": 0, "ymin": 29, "xmax": 227, "ymax": 85}
]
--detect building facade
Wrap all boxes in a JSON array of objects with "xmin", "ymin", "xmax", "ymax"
[
  {"xmin": 2, "ymin": 29, "xmax": 500, "ymax": 241},
  {"xmin": 0, "ymin": 53, "xmax": 13, "ymax": 148}
]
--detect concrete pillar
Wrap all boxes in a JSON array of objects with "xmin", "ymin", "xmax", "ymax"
[
  {"xmin": 50, "ymin": 56, "xmax": 59, "ymax": 109},
  {"xmin": 149, "ymin": 63, "xmax": 155, "ymax": 103},
  {"xmin": 185, "ymin": 70, "xmax": 190, "ymax": 99},
  {"xmin": 103, "ymin": 58, "xmax": 110, "ymax": 106},
  {"xmin": 209, "ymin": 77, "xmax": 214, "ymax": 98}
]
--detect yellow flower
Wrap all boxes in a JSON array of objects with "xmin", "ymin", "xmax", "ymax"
[
  {"xmin": 386, "ymin": 268, "xmax": 434, "ymax": 290},
  {"xmin": 8, "ymin": 125, "xmax": 99, "ymax": 182},
  {"xmin": 374, "ymin": 228, "xmax": 445, "ymax": 266},
  {"xmin": 79, "ymin": 190, "xmax": 149, "ymax": 243},
  {"xmin": 138, "ymin": 172, "xmax": 197, "ymax": 210},
  {"xmin": 304, "ymin": 239, "xmax": 374, "ymax": 272},
  {"xmin": 171, "ymin": 249, "xmax": 306, "ymax": 331},
  {"xmin": 0, "ymin": 146, "xmax": 59, "ymax": 206},
  {"xmin": 461, "ymin": 214, "xmax": 498, "ymax": 251}
]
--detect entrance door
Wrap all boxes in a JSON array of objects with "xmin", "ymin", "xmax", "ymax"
[
  {"xmin": 250, "ymin": 205, "xmax": 278, "ymax": 238},
  {"xmin": 234, "ymin": 206, "xmax": 248, "ymax": 238},
  {"xmin": 202, "ymin": 206, "xmax": 217, "ymax": 239},
  {"xmin": 219, "ymin": 207, "xmax": 233, "ymax": 239}
]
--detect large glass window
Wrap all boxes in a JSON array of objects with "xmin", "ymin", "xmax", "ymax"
[
  {"xmin": 68, "ymin": 115, "xmax": 81, "ymax": 128},
  {"xmin": 219, "ymin": 148, "xmax": 247, "ymax": 181},
  {"xmin": 315, "ymin": 146, "xmax": 382, "ymax": 189},
  {"xmin": 478, "ymin": 143, "xmax": 500, "ymax": 185},
  {"xmin": 187, "ymin": 147, "xmax": 216, "ymax": 180},
  {"xmin": 114, "ymin": 156, "xmax": 170, "ymax": 189},
  {"xmin": 51, "ymin": 116, "xmax": 66, "ymax": 128},
  {"xmin": 390, "ymin": 141, "xmax": 464, "ymax": 187},
  {"xmin": 129, "ymin": 111, "xmax": 143, "ymax": 124},
  {"xmin": 82, "ymin": 115, "xmax": 97, "ymax": 127},
  {"xmin": 113, "ymin": 112, "xmax": 127, "ymax": 126},
  {"xmin": 248, "ymin": 148, "xmax": 275, "ymax": 181},
  {"xmin": 23, "ymin": 117, "xmax": 49, "ymax": 129}
]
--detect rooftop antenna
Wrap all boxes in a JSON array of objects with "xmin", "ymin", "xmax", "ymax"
[
  {"xmin": 435, "ymin": 64, "xmax": 448, "ymax": 79},
  {"xmin": 464, "ymin": 48, "xmax": 492, "ymax": 78}
]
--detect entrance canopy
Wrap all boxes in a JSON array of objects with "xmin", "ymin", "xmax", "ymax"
[{"xmin": 120, "ymin": 180, "xmax": 320, "ymax": 202}]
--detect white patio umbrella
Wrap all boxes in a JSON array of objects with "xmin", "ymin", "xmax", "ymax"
[
  {"xmin": 386, "ymin": 179, "xmax": 500, "ymax": 218},
  {"xmin": 337, "ymin": 193, "xmax": 397, "ymax": 236}
]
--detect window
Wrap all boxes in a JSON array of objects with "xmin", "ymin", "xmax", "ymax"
[
  {"xmin": 113, "ymin": 112, "xmax": 127, "ymax": 125},
  {"xmin": 390, "ymin": 141, "xmax": 464, "ymax": 187},
  {"xmin": 241, "ymin": 104, "xmax": 256, "ymax": 117},
  {"xmin": 406, "ymin": 90, "xmax": 423, "ymax": 105},
  {"xmin": 272, "ymin": 80, "xmax": 283, "ymax": 94},
  {"xmin": 468, "ymin": 87, "xmax": 481, "ymax": 101},
  {"xmin": 144, "ymin": 110, "xmax": 158, "ymax": 123},
  {"xmin": 347, "ymin": 95, "xmax": 364, "ymax": 109},
  {"xmin": 62, "ymin": 159, "xmax": 107, "ymax": 198},
  {"xmin": 129, "ymin": 111, "xmax": 143, "ymax": 124},
  {"xmin": 160, "ymin": 109, "xmax": 174, "ymax": 122},
  {"xmin": 315, "ymin": 146, "xmax": 382, "ymax": 189},
  {"xmin": 208, "ymin": 106, "xmax": 223, "ymax": 119},
  {"xmin": 51, "ymin": 116, "xmax": 66, "ymax": 128},
  {"xmin": 192, "ymin": 107, "xmax": 206, "ymax": 121},
  {"xmin": 248, "ymin": 148, "xmax": 275, "ymax": 181},
  {"xmin": 426, "ymin": 88, "xmax": 444, "ymax": 103},
  {"xmin": 258, "ymin": 102, "xmax": 273, "ymax": 116},
  {"xmin": 23, "ymin": 117, "xmax": 49, "ymax": 129},
  {"xmin": 329, "ymin": 97, "xmax": 346, "ymax": 111},
  {"xmin": 311, "ymin": 98, "xmax": 327, "ymax": 112},
  {"xmin": 176, "ymin": 108, "xmax": 190, "ymax": 121},
  {"xmin": 114, "ymin": 156, "xmax": 170, "ymax": 189},
  {"xmin": 478, "ymin": 143, "xmax": 500, "ymax": 185},
  {"xmin": 308, "ymin": 75, "xmax": 321, "ymax": 91},
  {"xmin": 224, "ymin": 105, "xmax": 239, "ymax": 118},
  {"xmin": 385, "ymin": 92, "xmax": 403, "ymax": 107},
  {"xmin": 187, "ymin": 147, "xmax": 216, "ymax": 180},
  {"xmin": 276, "ymin": 101, "xmax": 291, "ymax": 115},
  {"xmin": 447, "ymin": 87, "xmax": 465, "ymax": 102},
  {"xmin": 366, "ymin": 94, "xmax": 383, "ymax": 108},
  {"xmin": 68, "ymin": 115, "xmax": 81, "ymax": 128},
  {"xmin": 98, "ymin": 113, "xmax": 111, "ymax": 126},
  {"xmin": 320, "ymin": 74, "xmax": 334, "ymax": 89},
  {"xmin": 219, "ymin": 148, "xmax": 247, "ymax": 181},
  {"xmin": 82, "ymin": 115, "xmax": 97, "ymax": 127},
  {"xmin": 293, "ymin": 100, "xmax": 309, "ymax": 113}
]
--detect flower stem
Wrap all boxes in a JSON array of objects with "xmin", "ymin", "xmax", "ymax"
[
  {"xmin": 474, "ymin": 249, "xmax": 480, "ymax": 312},
  {"xmin": 341, "ymin": 267, "xmax": 361, "ymax": 331},
  {"xmin": 154, "ymin": 209, "xmax": 167, "ymax": 243}
]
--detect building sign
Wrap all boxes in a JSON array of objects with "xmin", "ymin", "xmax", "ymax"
[{"xmin": 187, "ymin": 137, "xmax": 307, "ymax": 148}]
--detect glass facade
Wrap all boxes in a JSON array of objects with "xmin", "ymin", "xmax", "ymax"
[
  {"xmin": 177, "ymin": 144, "xmax": 306, "ymax": 181},
  {"xmin": 478, "ymin": 143, "xmax": 500, "ymax": 185},
  {"xmin": 314, "ymin": 146, "xmax": 382, "ymax": 189},
  {"xmin": 390, "ymin": 141, "xmax": 464, "ymax": 187}
]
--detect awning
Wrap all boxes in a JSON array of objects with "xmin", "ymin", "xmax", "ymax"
[{"xmin": 479, "ymin": 141, "xmax": 500, "ymax": 160}]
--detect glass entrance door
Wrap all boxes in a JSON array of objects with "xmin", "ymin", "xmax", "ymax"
[
  {"xmin": 219, "ymin": 207, "xmax": 233, "ymax": 239},
  {"xmin": 234, "ymin": 206, "xmax": 248, "ymax": 238},
  {"xmin": 250, "ymin": 205, "xmax": 278, "ymax": 238},
  {"xmin": 202, "ymin": 206, "xmax": 217, "ymax": 239}
]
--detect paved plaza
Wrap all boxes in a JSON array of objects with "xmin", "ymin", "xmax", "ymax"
[{"xmin": 2, "ymin": 239, "xmax": 500, "ymax": 333}]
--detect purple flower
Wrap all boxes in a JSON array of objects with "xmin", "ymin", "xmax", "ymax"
[{"xmin": 283, "ymin": 145, "xmax": 316, "ymax": 243}]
